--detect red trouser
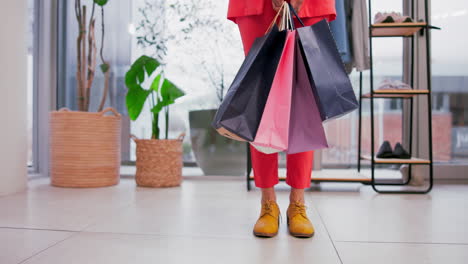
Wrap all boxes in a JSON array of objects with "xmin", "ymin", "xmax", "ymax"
[{"xmin": 236, "ymin": 1, "xmax": 326, "ymax": 189}]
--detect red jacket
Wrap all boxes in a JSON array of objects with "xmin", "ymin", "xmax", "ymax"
[{"xmin": 227, "ymin": 0, "xmax": 336, "ymax": 22}]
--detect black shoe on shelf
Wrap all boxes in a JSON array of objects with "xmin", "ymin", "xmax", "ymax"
[
  {"xmin": 393, "ymin": 142, "xmax": 411, "ymax": 159},
  {"xmin": 376, "ymin": 141, "xmax": 394, "ymax": 158}
]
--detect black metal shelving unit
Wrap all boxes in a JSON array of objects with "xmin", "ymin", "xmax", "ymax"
[
  {"xmin": 245, "ymin": 0, "xmax": 439, "ymax": 192},
  {"xmin": 357, "ymin": 0, "xmax": 440, "ymax": 194}
]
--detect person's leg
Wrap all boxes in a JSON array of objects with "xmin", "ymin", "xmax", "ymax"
[
  {"xmin": 286, "ymin": 150, "xmax": 313, "ymax": 232},
  {"xmin": 285, "ymin": 150, "xmax": 315, "ymax": 237},
  {"xmin": 249, "ymin": 144, "xmax": 281, "ymax": 237},
  {"xmin": 284, "ymin": 16, "xmax": 329, "ymax": 238},
  {"xmin": 285, "ymin": 150, "xmax": 314, "ymax": 198},
  {"xmin": 236, "ymin": 0, "xmax": 279, "ymax": 199},
  {"xmin": 250, "ymin": 145, "xmax": 280, "ymax": 201},
  {"xmin": 286, "ymin": 150, "xmax": 313, "ymax": 235},
  {"xmin": 235, "ymin": 6, "xmax": 280, "ymax": 237},
  {"xmin": 290, "ymin": 188, "xmax": 305, "ymax": 203}
]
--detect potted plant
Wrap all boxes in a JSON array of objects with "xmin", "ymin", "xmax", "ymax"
[
  {"xmin": 125, "ymin": 55, "xmax": 185, "ymax": 187},
  {"xmin": 49, "ymin": 0, "xmax": 121, "ymax": 188},
  {"xmin": 130, "ymin": 0, "xmax": 227, "ymax": 176}
]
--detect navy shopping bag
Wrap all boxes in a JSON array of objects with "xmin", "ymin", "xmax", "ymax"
[
  {"xmin": 297, "ymin": 19, "xmax": 359, "ymax": 121},
  {"xmin": 212, "ymin": 25, "xmax": 287, "ymax": 141}
]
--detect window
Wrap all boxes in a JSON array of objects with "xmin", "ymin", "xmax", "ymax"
[
  {"xmin": 431, "ymin": 0, "xmax": 468, "ymax": 163},
  {"xmin": 128, "ymin": 0, "xmax": 244, "ymax": 162},
  {"xmin": 321, "ymin": 1, "xmax": 405, "ymax": 167},
  {"xmin": 57, "ymin": 0, "xmax": 244, "ymax": 165},
  {"xmin": 27, "ymin": 0, "xmax": 37, "ymax": 170},
  {"xmin": 57, "ymin": 0, "xmax": 133, "ymax": 160}
]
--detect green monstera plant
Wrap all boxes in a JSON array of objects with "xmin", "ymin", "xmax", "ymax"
[{"xmin": 125, "ymin": 55, "xmax": 185, "ymax": 140}]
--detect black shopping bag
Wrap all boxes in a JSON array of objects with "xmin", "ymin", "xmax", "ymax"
[
  {"xmin": 297, "ymin": 19, "xmax": 359, "ymax": 121},
  {"xmin": 212, "ymin": 25, "xmax": 287, "ymax": 141}
]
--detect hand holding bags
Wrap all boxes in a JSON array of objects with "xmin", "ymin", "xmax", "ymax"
[
  {"xmin": 212, "ymin": 2, "xmax": 359, "ymax": 154},
  {"xmin": 252, "ymin": 3, "xmax": 328, "ymax": 154}
]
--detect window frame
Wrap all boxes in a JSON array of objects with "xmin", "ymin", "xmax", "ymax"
[
  {"xmin": 410, "ymin": 0, "xmax": 468, "ymax": 179},
  {"xmin": 28, "ymin": 0, "xmax": 57, "ymax": 178},
  {"xmin": 28, "ymin": 0, "xmax": 40, "ymax": 175}
]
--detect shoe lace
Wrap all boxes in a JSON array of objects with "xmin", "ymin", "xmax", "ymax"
[
  {"xmin": 290, "ymin": 202, "xmax": 308, "ymax": 219},
  {"xmin": 261, "ymin": 201, "xmax": 280, "ymax": 222}
]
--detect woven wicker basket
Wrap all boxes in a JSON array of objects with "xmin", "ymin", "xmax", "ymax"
[
  {"xmin": 132, "ymin": 133, "xmax": 185, "ymax": 188},
  {"xmin": 49, "ymin": 107, "xmax": 121, "ymax": 187}
]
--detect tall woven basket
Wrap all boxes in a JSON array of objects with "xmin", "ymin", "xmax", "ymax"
[
  {"xmin": 132, "ymin": 133, "xmax": 184, "ymax": 187},
  {"xmin": 50, "ymin": 107, "xmax": 121, "ymax": 187}
]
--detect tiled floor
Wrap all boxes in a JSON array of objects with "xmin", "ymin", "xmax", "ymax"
[{"xmin": 1, "ymin": 175, "xmax": 468, "ymax": 264}]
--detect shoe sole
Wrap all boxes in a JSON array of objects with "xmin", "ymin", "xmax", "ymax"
[
  {"xmin": 376, "ymin": 153, "xmax": 394, "ymax": 158},
  {"xmin": 289, "ymin": 231, "xmax": 315, "ymax": 238},
  {"xmin": 253, "ymin": 231, "xmax": 278, "ymax": 238}
]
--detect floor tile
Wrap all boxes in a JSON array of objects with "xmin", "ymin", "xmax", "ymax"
[
  {"xmin": 0, "ymin": 178, "xmax": 155, "ymax": 231},
  {"xmin": 3, "ymin": 175, "xmax": 468, "ymax": 264},
  {"xmin": 0, "ymin": 228, "xmax": 72, "ymax": 264},
  {"xmin": 336, "ymin": 241, "xmax": 468, "ymax": 264},
  {"xmin": 312, "ymin": 183, "xmax": 468, "ymax": 244},
  {"xmin": 84, "ymin": 179, "xmax": 331, "ymax": 241},
  {"xmin": 23, "ymin": 232, "xmax": 341, "ymax": 264}
]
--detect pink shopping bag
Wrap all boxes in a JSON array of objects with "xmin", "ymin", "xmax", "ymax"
[
  {"xmin": 286, "ymin": 33, "xmax": 328, "ymax": 154},
  {"xmin": 252, "ymin": 30, "xmax": 296, "ymax": 153}
]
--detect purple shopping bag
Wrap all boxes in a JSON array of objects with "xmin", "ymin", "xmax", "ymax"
[{"xmin": 286, "ymin": 33, "xmax": 328, "ymax": 154}]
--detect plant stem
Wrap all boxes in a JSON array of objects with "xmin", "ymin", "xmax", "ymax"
[
  {"xmin": 97, "ymin": 6, "xmax": 110, "ymax": 112},
  {"xmin": 165, "ymin": 106, "xmax": 169, "ymax": 139},
  {"xmin": 80, "ymin": 5, "xmax": 87, "ymax": 111},
  {"xmin": 152, "ymin": 112, "xmax": 159, "ymax": 140},
  {"xmin": 89, "ymin": 2, "xmax": 95, "ymax": 24},
  {"xmin": 99, "ymin": 6, "xmax": 105, "ymax": 65},
  {"xmin": 86, "ymin": 5, "xmax": 97, "ymax": 111},
  {"xmin": 150, "ymin": 91, "xmax": 159, "ymax": 139},
  {"xmin": 75, "ymin": 0, "xmax": 84, "ymax": 110}
]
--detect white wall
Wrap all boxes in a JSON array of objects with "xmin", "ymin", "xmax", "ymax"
[{"xmin": 0, "ymin": 0, "xmax": 28, "ymax": 195}]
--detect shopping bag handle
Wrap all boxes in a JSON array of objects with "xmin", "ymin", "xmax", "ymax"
[
  {"xmin": 286, "ymin": 2, "xmax": 305, "ymax": 28},
  {"xmin": 279, "ymin": 3, "xmax": 294, "ymax": 30},
  {"xmin": 265, "ymin": 2, "xmax": 287, "ymax": 34},
  {"xmin": 265, "ymin": 2, "xmax": 306, "ymax": 33}
]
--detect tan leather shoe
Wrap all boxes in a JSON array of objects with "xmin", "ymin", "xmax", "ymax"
[
  {"xmin": 287, "ymin": 201, "xmax": 315, "ymax": 238},
  {"xmin": 253, "ymin": 200, "xmax": 280, "ymax": 237}
]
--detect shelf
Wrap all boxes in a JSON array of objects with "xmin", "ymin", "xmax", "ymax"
[
  {"xmin": 360, "ymin": 155, "xmax": 431, "ymax": 164},
  {"xmin": 362, "ymin": 89, "xmax": 430, "ymax": 98},
  {"xmin": 371, "ymin": 22, "xmax": 427, "ymax": 37},
  {"xmin": 353, "ymin": 0, "xmax": 435, "ymax": 193}
]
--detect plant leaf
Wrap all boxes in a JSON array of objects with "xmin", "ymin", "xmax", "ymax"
[
  {"xmin": 137, "ymin": 70, "xmax": 144, "ymax": 84},
  {"xmin": 125, "ymin": 85, "xmax": 151, "ymax": 120},
  {"xmin": 144, "ymin": 58, "xmax": 159, "ymax": 76},
  {"xmin": 100, "ymin": 63, "xmax": 110, "ymax": 73},
  {"xmin": 94, "ymin": 0, "xmax": 108, "ymax": 6},
  {"xmin": 150, "ymin": 74, "xmax": 162, "ymax": 92},
  {"xmin": 150, "ymin": 78, "xmax": 185, "ymax": 116},
  {"xmin": 125, "ymin": 55, "xmax": 160, "ymax": 88},
  {"xmin": 160, "ymin": 78, "xmax": 185, "ymax": 105}
]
